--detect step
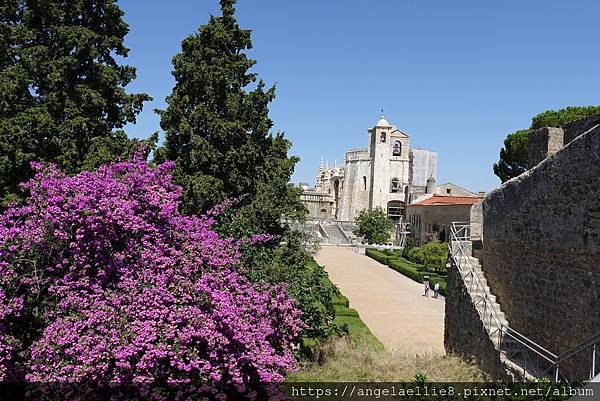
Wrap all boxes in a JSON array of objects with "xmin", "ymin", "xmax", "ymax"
[
  {"xmin": 500, "ymin": 354, "xmax": 540, "ymax": 382},
  {"xmin": 469, "ymin": 288, "xmax": 496, "ymax": 303}
]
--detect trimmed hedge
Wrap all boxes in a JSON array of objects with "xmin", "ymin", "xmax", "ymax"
[
  {"xmin": 366, "ymin": 248, "xmax": 447, "ymax": 296},
  {"xmin": 365, "ymin": 248, "xmax": 390, "ymax": 264}
]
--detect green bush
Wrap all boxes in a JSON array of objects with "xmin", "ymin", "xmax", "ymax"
[
  {"xmin": 405, "ymin": 241, "xmax": 448, "ymax": 274},
  {"xmin": 366, "ymin": 252, "xmax": 447, "ymax": 297},
  {"xmin": 353, "ymin": 207, "xmax": 395, "ymax": 244},
  {"xmin": 365, "ymin": 248, "xmax": 390, "ymax": 264},
  {"xmin": 420, "ymin": 241, "xmax": 449, "ymax": 274},
  {"xmin": 402, "ymin": 237, "xmax": 415, "ymax": 258},
  {"xmin": 407, "ymin": 247, "xmax": 424, "ymax": 265}
]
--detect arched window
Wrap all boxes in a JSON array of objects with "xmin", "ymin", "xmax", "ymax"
[
  {"xmin": 390, "ymin": 177, "xmax": 400, "ymax": 193},
  {"xmin": 363, "ymin": 176, "xmax": 367, "ymax": 190},
  {"xmin": 392, "ymin": 140, "xmax": 401, "ymax": 156},
  {"xmin": 380, "ymin": 132, "xmax": 386, "ymax": 143}
]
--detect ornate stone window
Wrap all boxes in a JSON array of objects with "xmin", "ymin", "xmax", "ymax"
[
  {"xmin": 380, "ymin": 132, "xmax": 386, "ymax": 143},
  {"xmin": 390, "ymin": 177, "xmax": 400, "ymax": 193},
  {"xmin": 393, "ymin": 140, "xmax": 401, "ymax": 156}
]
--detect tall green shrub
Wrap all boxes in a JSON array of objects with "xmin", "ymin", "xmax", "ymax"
[{"xmin": 353, "ymin": 207, "xmax": 395, "ymax": 244}]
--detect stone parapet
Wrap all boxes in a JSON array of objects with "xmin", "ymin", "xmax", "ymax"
[{"xmin": 563, "ymin": 114, "xmax": 600, "ymax": 145}]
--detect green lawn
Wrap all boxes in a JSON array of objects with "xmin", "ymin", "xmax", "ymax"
[
  {"xmin": 328, "ymin": 278, "xmax": 383, "ymax": 350},
  {"xmin": 306, "ymin": 259, "xmax": 383, "ymax": 350}
]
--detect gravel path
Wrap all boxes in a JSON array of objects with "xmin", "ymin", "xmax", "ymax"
[{"xmin": 316, "ymin": 246, "xmax": 445, "ymax": 355}]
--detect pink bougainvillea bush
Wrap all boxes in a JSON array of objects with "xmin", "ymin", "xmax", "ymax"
[{"xmin": 0, "ymin": 158, "xmax": 303, "ymax": 394}]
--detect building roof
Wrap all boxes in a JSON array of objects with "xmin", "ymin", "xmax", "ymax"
[
  {"xmin": 435, "ymin": 182, "xmax": 478, "ymax": 196},
  {"xmin": 409, "ymin": 194, "xmax": 479, "ymax": 206},
  {"xmin": 375, "ymin": 116, "xmax": 390, "ymax": 127}
]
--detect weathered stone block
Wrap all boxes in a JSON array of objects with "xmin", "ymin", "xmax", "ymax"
[{"xmin": 527, "ymin": 127, "xmax": 564, "ymax": 167}]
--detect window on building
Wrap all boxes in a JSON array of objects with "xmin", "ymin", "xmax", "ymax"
[
  {"xmin": 380, "ymin": 132, "xmax": 386, "ymax": 143},
  {"xmin": 392, "ymin": 140, "xmax": 401, "ymax": 156},
  {"xmin": 363, "ymin": 176, "xmax": 367, "ymax": 190},
  {"xmin": 440, "ymin": 225, "xmax": 447, "ymax": 242},
  {"xmin": 446, "ymin": 188, "xmax": 451, "ymax": 195},
  {"xmin": 390, "ymin": 177, "xmax": 400, "ymax": 193}
]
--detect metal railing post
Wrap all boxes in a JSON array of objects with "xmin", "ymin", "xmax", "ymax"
[
  {"xmin": 592, "ymin": 344, "xmax": 597, "ymax": 380},
  {"xmin": 554, "ymin": 364, "xmax": 559, "ymax": 382}
]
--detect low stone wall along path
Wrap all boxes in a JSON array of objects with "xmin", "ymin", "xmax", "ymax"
[{"xmin": 316, "ymin": 246, "xmax": 445, "ymax": 355}]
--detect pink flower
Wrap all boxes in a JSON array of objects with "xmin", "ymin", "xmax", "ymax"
[{"xmin": 0, "ymin": 157, "xmax": 304, "ymax": 396}]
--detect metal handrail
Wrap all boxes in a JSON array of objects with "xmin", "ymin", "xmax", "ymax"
[
  {"xmin": 557, "ymin": 332, "xmax": 600, "ymax": 363},
  {"xmin": 449, "ymin": 223, "xmax": 561, "ymax": 378},
  {"xmin": 449, "ymin": 224, "xmax": 504, "ymax": 334},
  {"xmin": 502, "ymin": 325, "xmax": 558, "ymax": 364},
  {"xmin": 450, "ymin": 222, "xmax": 600, "ymax": 381}
]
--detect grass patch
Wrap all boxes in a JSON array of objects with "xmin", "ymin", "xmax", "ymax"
[{"xmin": 288, "ymin": 335, "xmax": 486, "ymax": 382}]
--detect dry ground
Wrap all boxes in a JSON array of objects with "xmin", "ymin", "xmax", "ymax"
[{"xmin": 315, "ymin": 246, "xmax": 445, "ymax": 355}]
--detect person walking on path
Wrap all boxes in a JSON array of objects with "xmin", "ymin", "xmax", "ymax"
[
  {"xmin": 433, "ymin": 282, "xmax": 440, "ymax": 299},
  {"xmin": 424, "ymin": 278, "xmax": 430, "ymax": 297}
]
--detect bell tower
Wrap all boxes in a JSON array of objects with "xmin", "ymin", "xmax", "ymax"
[{"xmin": 368, "ymin": 115, "xmax": 411, "ymax": 217}]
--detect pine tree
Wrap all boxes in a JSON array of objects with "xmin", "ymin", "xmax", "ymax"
[
  {"xmin": 0, "ymin": 0, "xmax": 151, "ymax": 204},
  {"xmin": 156, "ymin": 0, "xmax": 304, "ymax": 236}
]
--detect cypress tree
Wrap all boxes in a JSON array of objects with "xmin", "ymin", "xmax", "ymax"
[
  {"xmin": 157, "ymin": 1, "xmax": 337, "ymax": 341},
  {"xmin": 0, "ymin": 0, "xmax": 150, "ymax": 204},
  {"xmin": 156, "ymin": 0, "xmax": 305, "ymax": 237}
]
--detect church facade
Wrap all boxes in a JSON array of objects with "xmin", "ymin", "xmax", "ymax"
[{"xmin": 301, "ymin": 116, "xmax": 438, "ymax": 222}]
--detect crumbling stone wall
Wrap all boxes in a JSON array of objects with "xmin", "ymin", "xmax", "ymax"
[{"xmin": 482, "ymin": 125, "xmax": 600, "ymax": 356}]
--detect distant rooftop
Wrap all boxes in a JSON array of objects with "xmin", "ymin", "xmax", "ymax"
[{"xmin": 409, "ymin": 194, "xmax": 478, "ymax": 206}]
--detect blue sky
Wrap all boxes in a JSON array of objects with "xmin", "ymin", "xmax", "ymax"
[{"xmin": 120, "ymin": 0, "xmax": 599, "ymax": 192}]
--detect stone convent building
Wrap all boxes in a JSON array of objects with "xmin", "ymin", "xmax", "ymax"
[{"xmin": 301, "ymin": 116, "xmax": 438, "ymax": 222}]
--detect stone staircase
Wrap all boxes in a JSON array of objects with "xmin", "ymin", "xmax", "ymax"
[
  {"xmin": 452, "ymin": 228, "xmax": 567, "ymax": 375},
  {"xmin": 319, "ymin": 222, "xmax": 351, "ymax": 245},
  {"xmin": 452, "ymin": 247, "xmax": 552, "ymax": 380},
  {"xmin": 450, "ymin": 222, "xmax": 600, "ymax": 382}
]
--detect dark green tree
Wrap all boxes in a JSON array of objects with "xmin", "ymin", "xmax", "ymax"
[
  {"xmin": 0, "ymin": 0, "xmax": 150, "ymax": 204},
  {"xmin": 353, "ymin": 207, "xmax": 395, "ymax": 245},
  {"xmin": 493, "ymin": 106, "xmax": 600, "ymax": 183},
  {"xmin": 531, "ymin": 105, "xmax": 600, "ymax": 129},
  {"xmin": 156, "ymin": 0, "xmax": 335, "ymax": 343},
  {"xmin": 155, "ymin": 0, "xmax": 304, "ymax": 237},
  {"xmin": 492, "ymin": 129, "xmax": 530, "ymax": 183}
]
